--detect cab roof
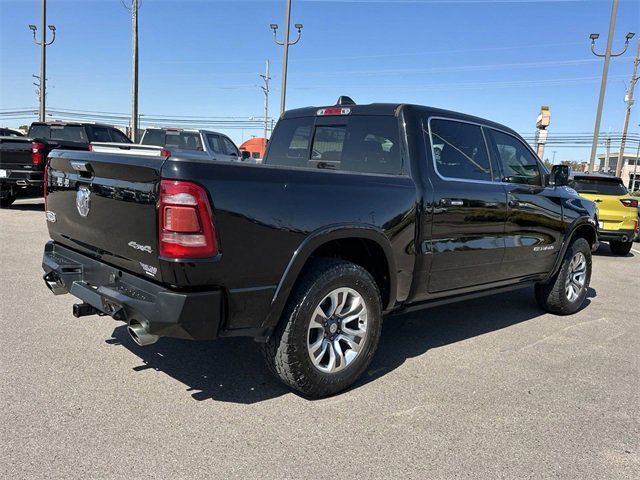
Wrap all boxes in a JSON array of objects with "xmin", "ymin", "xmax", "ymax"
[{"xmin": 281, "ymin": 101, "xmax": 520, "ymax": 137}]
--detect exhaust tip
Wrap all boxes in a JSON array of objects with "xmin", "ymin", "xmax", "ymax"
[{"xmin": 127, "ymin": 320, "xmax": 159, "ymax": 346}]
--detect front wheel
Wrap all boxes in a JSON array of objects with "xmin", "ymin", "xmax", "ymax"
[
  {"xmin": 262, "ymin": 258, "xmax": 383, "ymax": 398},
  {"xmin": 535, "ymin": 237, "xmax": 592, "ymax": 315},
  {"xmin": 609, "ymin": 240, "xmax": 633, "ymax": 255}
]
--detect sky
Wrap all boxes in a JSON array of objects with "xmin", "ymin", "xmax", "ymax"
[{"xmin": 0, "ymin": 0, "xmax": 639, "ymax": 161}]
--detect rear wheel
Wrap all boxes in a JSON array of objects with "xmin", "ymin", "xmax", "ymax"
[
  {"xmin": 262, "ymin": 258, "xmax": 382, "ymax": 398},
  {"xmin": 535, "ymin": 237, "xmax": 591, "ymax": 315},
  {"xmin": 609, "ymin": 240, "xmax": 632, "ymax": 255},
  {"xmin": 0, "ymin": 194, "xmax": 16, "ymax": 208}
]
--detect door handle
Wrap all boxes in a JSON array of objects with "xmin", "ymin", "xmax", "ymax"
[
  {"xmin": 508, "ymin": 199, "xmax": 519, "ymax": 208},
  {"xmin": 594, "ymin": 198, "xmax": 603, "ymax": 203},
  {"xmin": 441, "ymin": 198, "xmax": 464, "ymax": 207}
]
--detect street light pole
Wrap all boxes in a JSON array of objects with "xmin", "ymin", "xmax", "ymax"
[
  {"xmin": 616, "ymin": 39, "xmax": 640, "ymax": 177},
  {"xmin": 271, "ymin": 0, "xmax": 303, "ymax": 116},
  {"xmin": 29, "ymin": 0, "xmax": 56, "ymax": 122},
  {"xmin": 587, "ymin": 0, "xmax": 634, "ymax": 173}
]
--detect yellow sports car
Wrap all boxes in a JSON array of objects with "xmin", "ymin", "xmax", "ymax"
[{"xmin": 571, "ymin": 174, "xmax": 638, "ymax": 255}]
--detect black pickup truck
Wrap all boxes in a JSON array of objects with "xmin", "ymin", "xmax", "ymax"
[
  {"xmin": 41, "ymin": 101, "xmax": 598, "ymax": 397},
  {"xmin": 0, "ymin": 122, "xmax": 131, "ymax": 207}
]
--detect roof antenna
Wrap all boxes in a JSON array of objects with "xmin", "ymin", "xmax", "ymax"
[{"xmin": 336, "ymin": 96, "xmax": 356, "ymax": 106}]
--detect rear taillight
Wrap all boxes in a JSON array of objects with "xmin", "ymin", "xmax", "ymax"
[
  {"xmin": 158, "ymin": 179, "xmax": 218, "ymax": 258},
  {"xmin": 32, "ymin": 141, "xmax": 45, "ymax": 165},
  {"xmin": 160, "ymin": 149, "xmax": 171, "ymax": 158},
  {"xmin": 620, "ymin": 198, "xmax": 639, "ymax": 208}
]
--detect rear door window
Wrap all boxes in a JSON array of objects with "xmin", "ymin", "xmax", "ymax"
[
  {"xmin": 206, "ymin": 134, "xmax": 224, "ymax": 154},
  {"xmin": 571, "ymin": 178, "xmax": 628, "ymax": 195},
  {"xmin": 266, "ymin": 116, "xmax": 403, "ymax": 175},
  {"xmin": 428, "ymin": 118, "xmax": 492, "ymax": 182},
  {"xmin": 91, "ymin": 127, "xmax": 112, "ymax": 143}
]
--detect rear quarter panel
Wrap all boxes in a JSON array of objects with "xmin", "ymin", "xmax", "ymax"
[{"xmin": 161, "ymin": 160, "xmax": 418, "ymax": 329}]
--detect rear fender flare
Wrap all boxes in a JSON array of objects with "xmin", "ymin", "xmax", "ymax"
[{"xmin": 261, "ymin": 224, "xmax": 398, "ymax": 330}]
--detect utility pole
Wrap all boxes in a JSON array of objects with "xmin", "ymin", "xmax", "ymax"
[
  {"xmin": 632, "ymin": 135, "xmax": 640, "ymax": 191},
  {"xmin": 605, "ymin": 135, "xmax": 611, "ymax": 172},
  {"xmin": 271, "ymin": 0, "xmax": 303, "ymax": 116},
  {"xmin": 29, "ymin": 0, "xmax": 56, "ymax": 122},
  {"xmin": 552, "ymin": 150, "xmax": 557, "ymax": 164},
  {"xmin": 587, "ymin": 0, "xmax": 634, "ymax": 172},
  {"xmin": 616, "ymin": 39, "xmax": 640, "ymax": 177},
  {"xmin": 131, "ymin": 0, "xmax": 139, "ymax": 141},
  {"xmin": 260, "ymin": 60, "xmax": 271, "ymax": 148},
  {"xmin": 121, "ymin": 0, "xmax": 139, "ymax": 141}
]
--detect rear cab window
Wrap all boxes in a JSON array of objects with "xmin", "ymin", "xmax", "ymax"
[
  {"xmin": 265, "ymin": 115, "xmax": 404, "ymax": 175},
  {"xmin": 28, "ymin": 125, "xmax": 89, "ymax": 143},
  {"xmin": 141, "ymin": 130, "xmax": 203, "ymax": 151},
  {"xmin": 571, "ymin": 177, "xmax": 629, "ymax": 196}
]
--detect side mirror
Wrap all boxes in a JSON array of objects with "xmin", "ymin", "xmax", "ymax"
[
  {"xmin": 241, "ymin": 150, "xmax": 251, "ymax": 161},
  {"xmin": 550, "ymin": 164, "xmax": 570, "ymax": 187}
]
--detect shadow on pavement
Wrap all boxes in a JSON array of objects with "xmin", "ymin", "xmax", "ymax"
[
  {"xmin": 108, "ymin": 286, "xmax": 594, "ymax": 404},
  {"xmin": 5, "ymin": 201, "xmax": 45, "ymax": 212},
  {"xmin": 592, "ymin": 243, "xmax": 636, "ymax": 258}
]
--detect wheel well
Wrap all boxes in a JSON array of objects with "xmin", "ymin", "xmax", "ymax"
[
  {"xmin": 572, "ymin": 224, "xmax": 597, "ymax": 247},
  {"xmin": 308, "ymin": 238, "xmax": 391, "ymax": 308}
]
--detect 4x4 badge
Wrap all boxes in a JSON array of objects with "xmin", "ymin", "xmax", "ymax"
[{"xmin": 76, "ymin": 186, "xmax": 91, "ymax": 217}]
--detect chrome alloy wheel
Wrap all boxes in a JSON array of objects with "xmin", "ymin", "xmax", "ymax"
[
  {"xmin": 565, "ymin": 252, "xmax": 587, "ymax": 302},
  {"xmin": 307, "ymin": 287, "xmax": 368, "ymax": 374}
]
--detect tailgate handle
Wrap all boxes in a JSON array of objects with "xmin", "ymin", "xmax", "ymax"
[{"xmin": 70, "ymin": 161, "xmax": 93, "ymax": 177}]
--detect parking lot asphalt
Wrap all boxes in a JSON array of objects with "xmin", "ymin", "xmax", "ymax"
[{"xmin": 1, "ymin": 198, "xmax": 639, "ymax": 479}]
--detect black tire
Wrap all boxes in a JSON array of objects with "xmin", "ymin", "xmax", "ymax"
[
  {"xmin": 262, "ymin": 258, "xmax": 383, "ymax": 398},
  {"xmin": 0, "ymin": 195, "xmax": 16, "ymax": 208},
  {"xmin": 535, "ymin": 237, "xmax": 592, "ymax": 315},
  {"xmin": 609, "ymin": 240, "xmax": 633, "ymax": 255}
]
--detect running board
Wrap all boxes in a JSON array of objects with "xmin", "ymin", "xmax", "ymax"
[{"xmin": 388, "ymin": 281, "xmax": 536, "ymax": 316}]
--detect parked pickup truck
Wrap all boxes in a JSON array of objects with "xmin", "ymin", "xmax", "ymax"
[
  {"xmin": 140, "ymin": 128, "xmax": 242, "ymax": 163},
  {"xmin": 0, "ymin": 122, "xmax": 131, "ymax": 207},
  {"xmin": 41, "ymin": 101, "xmax": 598, "ymax": 397}
]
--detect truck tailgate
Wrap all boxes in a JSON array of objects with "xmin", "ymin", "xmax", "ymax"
[
  {"xmin": 0, "ymin": 137, "xmax": 32, "ymax": 168},
  {"xmin": 46, "ymin": 150, "xmax": 165, "ymax": 281}
]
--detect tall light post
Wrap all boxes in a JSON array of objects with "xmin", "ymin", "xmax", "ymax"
[
  {"xmin": 271, "ymin": 0, "xmax": 303, "ymax": 116},
  {"xmin": 29, "ymin": 0, "xmax": 56, "ymax": 122},
  {"xmin": 587, "ymin": 0, "xmax": 634, "ymax": 173},
  {"xmin": 616, "ymin": 39, "xmax": 640, "ymax": 177}
]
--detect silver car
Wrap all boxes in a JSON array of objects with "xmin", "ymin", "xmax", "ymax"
[{"xmin": 140, "ymin": 128, "xmax": 241, "ymax": 162}]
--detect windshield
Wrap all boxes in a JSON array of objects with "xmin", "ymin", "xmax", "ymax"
[
  {"xmin": 141, "ymin": 130, "xmax": 203, "ymax": 151},
  {"xmin": 571, "ymin": 177, "xmax": 628, "ymax": 195}
]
